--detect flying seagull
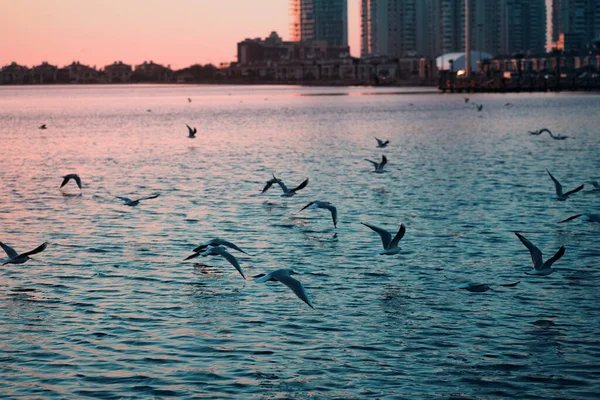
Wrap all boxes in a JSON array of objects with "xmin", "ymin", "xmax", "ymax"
[
  {"xmin": 186, "ymin": 124, "xmax": 197, "ymax": 138},
  {"xmin": 364, "ymin": 155, "xmax": 387, "ymax": 173},
  {"xmin": 300, "ymin": 201, "xmax": 338, "ymax": 228},
  {"xmin": 192, "ymin": 238, "xmax": 249, "ymax": 255},
  {"xmin": 529, "ymin": 128, "xmax": 567, "ymax": 140},
  {"xmin": 184, "ymin": 246, "xmax": 245, "ymax": 279},
  {"xmin": 473, "ymin": 103, "xmax": 483, "ymax": 111},
  {"xmin": 456, "ymin": 281, "xmax": 520, "ymax": 293},
  {"xmin": 464, "ymin": 97, "xmax": 470, "ymax": 103},
  {"xmin": 262, "ymin": 175, "xmax": 309, "ymax": 197},
  {"xmin": 188, "ymin": 98, "xmax": 192, "ymax": 103},
  {"xmin": 116, "ymin": 193, "xmax": 160, "ymax": 207},
  {"xmin": 375, "ymin": 137, "xmax": 390, "ymax": 148},
  {"xmin": 60, "ymin": 174, "xmax": 82, "ymax": 190},
  {"xmin": 559, "ymin": 213, "xmax": 600, "ymax": 224},
  {"xmin": 361, "ymin": 222, "xmax": 405, "ymax": 255},
  {"xmin": 515, "ymin": 232, "xmax": 565, "ymax": 276},
  {"xmin": 39, "ymin": 124, "xmax": 47, "ymax": 130},
  {"xmin": 254, "ymin": 268, "xmax": 313, "ymax": 308},
  {"xmin": 1, "ymin": 241, "xmax": 48, "ymax": 265},
  {"xmin": 547, "ymin": 170, "xmax": 584, "ymax": 201}
]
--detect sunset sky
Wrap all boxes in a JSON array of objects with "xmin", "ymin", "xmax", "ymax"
[{"xmin": 0, "ymin": 0, "xmax": 361, "ymax": 69}]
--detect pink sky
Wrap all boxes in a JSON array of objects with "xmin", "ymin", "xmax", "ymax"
[{"xmin": 0, "ymin": 0, "xmax": 360, "ymax": 69}]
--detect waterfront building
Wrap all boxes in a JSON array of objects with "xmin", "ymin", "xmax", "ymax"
[
  {"xmin": 59, "ymin": 61, "xmax": 99, "ymax": 83},
  {"xmin": 289, "ymin": 0, "xmax": 348, "ymax": 46},
  {"xmin": 552, "ymin": 0, "xmax": 600, "ymax": 51},
  {"xmin": 31, "ymin": 62, "xmax": 58, "ymax": 84},
  {"xmin": 0, "ymin": 62, "xmax": 31, "ymax": 84},
  {"xmin": 104, "ymin": 61, "xmax": 132, "ymax": 83}
]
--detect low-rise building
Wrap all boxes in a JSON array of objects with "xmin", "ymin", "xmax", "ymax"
[
  {"xmin": 104, "ymin": 61, "xmax": 132, "ymax": 83},
  {"xmin": 0, "ymin": 62, "xmax": 31, "ymax": 84},
  {"xmin": 133, "ymin": 61, "xmax": 173, "ymax": 82},
  {"xmin": 59, "ymin": 62, "xmax": 99, "ymax": 83},
  {"xmin": 32, "ymin": 62, "xmax": 58, "ymax": 84}
]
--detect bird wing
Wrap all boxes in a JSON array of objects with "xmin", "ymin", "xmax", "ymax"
[
  {"xmin": 275, "ymin": 179, "xmax": 290, "ymax": 193},
  {"xmin": 559, "ymin": 214, "xmax": 582, "ymax": 223},
  {"xmin": 219, "ymin": 239, "xmax": 248, "ymax": 255},
  {"xmin": 515, "ymin": 232, "xmax": 544, "ymax": 270},
  {"xmin": 564, "ymin": 184, "xmax": 584, "ymax": 197},
  {"xmin": 546, "ymin": 170, "xmax": 563, "ymax": 196},
  {"xmin": 186, "ymin": 124, "xmax": 193, "ymax": 134},
  {"xmin": 213, "ymin": 247, "xmax": 245, "ymax": 279},
  {"xmin": 379, "ymin": 155, "xmax": 388, "ymax": 170},
  {"xmin": 324, "ymin": 204, "xmax": 338, "ymax": 228},
  {"xmin": 389, "ymin": 224, "xmax": 406, "ymax": 248},
  {"xmin": 374, "ymin": 137, "xmax": 384, "ymax": 146},
  {"xmin": 529, "ymin": 130, "xmax": 542, "ymax": 135},
  {"xmin": 542, "ymin": 246, "xmax": 565, "ymax": 270},
  {"xmin": 361, "ymin": 222, "xmax": 391, "ymax": 249},
  {"xmin": 291, "ymin": 178, "xmax": 309, "ymax": 193},
  {"xmin": 254, "ymin": 272, "xmax": 276, "ymax": 283},
  {"xmin": 364, "ymin": 159, "xmax": 378, "ymax": 168},
  {"xmin": 138, "ymin": 193, "xmax": 161, "ymax": 202},
  {"xmin": 73, "ymin": 175, "xmax": 82, "ymax": 189},
  {"xmin": 184, "ymin": 252, "xmax": 201, "ymax": 261},
  {"xmin": 275, "ymin": 274, "xmax": 314, "ymax": 309},
  {"xmin": 496, "ymin": 281, "xmax": 520, "ymax": 287},
  {"xmin": 261, "ymin": 179, "xmax": 276, "ymax": 194},
  {"xmin": 193, "ymin": 128, "xmax": 197, "ymax": 134},
  {"xmin": 193, "ymin": 244, "xmax": 208, "ymax": 253},
  {"xmin": 60, "ymin": 176, "xmax": 71, "ymax": 188},
  {"xmin": 116, "ymin": 196, "xmax": 132, "ymax": 203},
  {"xmin": 0, "ymin": 242, "xmax": 19, "ymax": 259},
  {"xmin": 299, "ymin": 202, "xmax": 315, "ymax": 212},
  {"xmin": 20, "ymin": 242, "xmax": 48, "ymax": 257}
]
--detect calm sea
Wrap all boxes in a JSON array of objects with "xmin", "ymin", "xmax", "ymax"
[{"xmin": 0, "ymin": 84, "xmax": 599, "ymax": 398}]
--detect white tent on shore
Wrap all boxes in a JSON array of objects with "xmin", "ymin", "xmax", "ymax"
[{"xmin": 436, "ymin": 51, "xmax": 493, "ymax": 71}]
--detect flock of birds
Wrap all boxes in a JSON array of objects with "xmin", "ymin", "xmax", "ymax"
[{"xmin": 2, "ymin": 102, "xmax": 596, "ymax": 309}]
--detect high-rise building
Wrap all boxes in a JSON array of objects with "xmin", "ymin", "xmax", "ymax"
[
  {"xmin": 289, "ymin": 0, "xmax": 348, "ymax": 47},
  {"xmin": 501, "ymin": 0, "xmax": 547, "ymax": 54},
  {"xmin": 552, "ymin": 0, "xmax": 600, "ymax": 50},
  {"xmin": 360, "ymin": 0, "xmax": 419, "ymax": 58}
]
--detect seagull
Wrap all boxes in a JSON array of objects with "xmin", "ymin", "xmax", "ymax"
[
  {"xmin": 186, "ymin": 124, "xmax": 197, "ymax": 138},
  {"xmin": 1, "ymin": 241, "xmax": 48, "ymax": 265},
  {"xmin": 505, "ymin": 102, "xmax": 513, "ymax": 107},
  {"xmin": 375, "ymin": 137, "xmax": 390, "ymax": 148},
  {"xmin": 184, "ymin": 246, "xmax": 245, "ymax": 279},
  {"xmin": 464, "ymin": 97, "xmax": 470, "ymax": 103},
  {"xmin": 456, "ymin": 281, "xmax": 520, "ymax": 292},
  {"xmin": 188, "ymin": 98, "xmax": 192, "ymax": 103},
  {"xmin": 38, "ymin": 124, "xmax": 47, "ymax": 130},
  {"xmin": 361, "ymin": 222, "xmax": 405, "ymax": 255},
  {"xmin": 300, "ymin": 201, "xmax": 338, "ymax": 228},
  {"xmin": 547, "ymin": 170, "xmax": 584, "ymax": 201},
  {"xmin": 529, "ymin": 128, "xmax": 567, "ymax": 140},
  {"xmin": 515, "ymin": 232, "xmax": 565, "ymax": 276},
  {"xmin": 254, "ymin": 268, "xmax": 313, "ymax": 308},
  {"xmin": 364, "ymin": 155, "xmax": 387, "ymax": 173},
  {"xmin": 192, "ymin": 238, "xmax": 249, "ymax": 255},
  {"xmin": 559, "ymin": 213, "xmax": 600, "ymax": 224},
  {"xmin": 473, "ymin": 103, "xmax": 483, "ymax": 111},
  {"xmin": 115, "ymin": 193, "xmax": 160, "ymax": 207},
  {"xmin": 528, "ymin": 128, "xmax": 548, "ymax": 135},
  {"xmin": 262, "ymin": 175, "xmax": 309, "ymax": 197},
  {"xmin": 60, "ymin": 174, "xmax": 82, "ymax": 190},
  {"xmin": 146, "ymin": 109, "xmax": 152, "ymax": 113}
]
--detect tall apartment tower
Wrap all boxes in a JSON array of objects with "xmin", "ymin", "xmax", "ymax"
[
  {"xmin": 501, "ymin": 0, "xmax": 547, "ymax": 54},
  {"xmin": 552, "ymin": 0, "xmax": 600, "ymax": 50},
  {"xmin": 289, "ymin": 0, "xmax": 348, "ymax": 46},
  {"xmin": 360, "ymin": 0, "xmax": 418, "ymax": 58}
]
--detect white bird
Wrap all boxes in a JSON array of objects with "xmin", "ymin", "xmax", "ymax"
[
  {"xmin": 515, "ymin": 232, "xmax": 565, "ymax": 276},
  {"xmin": 116, "ymin": 193, "xmax": 160, "ymax": 207},
  {"xmin": 60, "ymin": 174, "xmax": 82, "ymax": 190},
  {"xmin": 456, "ymin": 281, "xmax": 520, "ymax": 293},
  {"xmin": 186, "ymin": 124, "xmax": 197, "ymax": 138},
  {"xmin": 375, "ymin": 137, "xmax": 390, "ymax": 148},
  {"xmin": 192, "ymin": 238, "xmax": 249, "ymax": 255},
  {"xmin": 361, "ymin": 222, "xmax": 405, "ymax": 255},
  {"xmin": 254, "ymin": 268, "xmax": 313, "ymax": 308},
  {"xmin": 184, "ymin": 246, "xmax": 245, "ymax": 279},
  {"xmin": 1, "ymin": 241, "xmax": 48, "ymax": 265},
  {"xmin": 364, "ymin": 155, "xmax": 387, "ymax": 173},
  {"xmin": 300, "ymin": 201, "xmax": 338, "ymax": 228},
  {"xmin": 261, "ymin": 175, "xmax": 309, "ymax": 197},
  {"xmin": 547, "ymin": 170, "xmax": 584, "ymax": 201},
  {"xmin": 559, "ymin": 213, "xmax": 600, "ymax": 224}
]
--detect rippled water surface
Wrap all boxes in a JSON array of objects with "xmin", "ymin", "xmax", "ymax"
[{"xmin": 1, "ymin": 84, "xmax": 599, "ymax": 398}]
